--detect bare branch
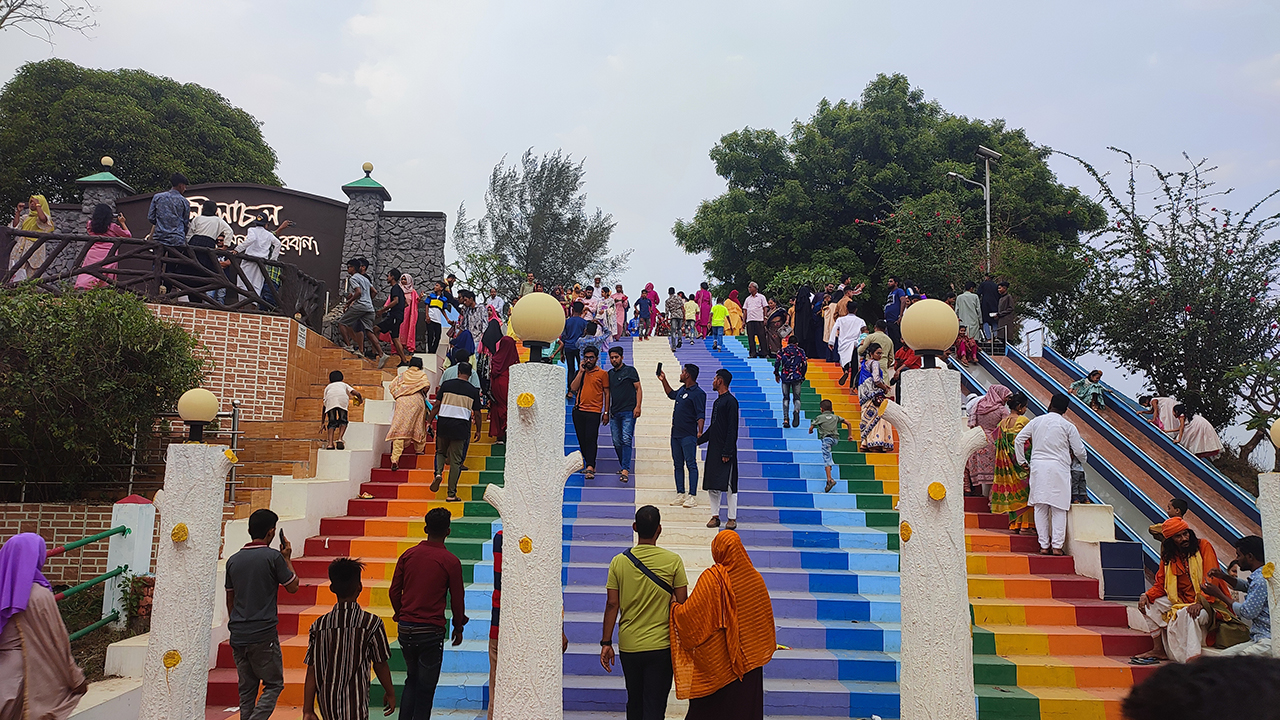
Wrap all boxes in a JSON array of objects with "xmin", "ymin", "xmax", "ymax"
[{"xmin": 0, "ymin": 0, "xmax": 98, "ymax": 44}]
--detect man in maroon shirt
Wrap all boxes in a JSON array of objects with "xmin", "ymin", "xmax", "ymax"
[{"xmin": 389, "ymin": 507, "xmax": 467, "ymax": 720}]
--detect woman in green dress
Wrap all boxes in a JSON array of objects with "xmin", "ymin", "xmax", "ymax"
[{"xmin": 989, "ymin": 392, "xmax": 1034, "ymax": 533}]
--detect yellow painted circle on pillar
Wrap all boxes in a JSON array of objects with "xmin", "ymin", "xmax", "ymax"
[
  {"xmin": 170, "ymin": 523, "xmax": 189, "ymax": 543},
  {"xmin": 927, "ymin": 482, "xmax": 947, "ymax": 501},
  {"xmin": 517, "ymin": 392, "xmax": 535, "ymax": 408},
  {"xmin": 899, "ymin": 521, "xmax": 912, "ymax": 542},
  {"xmin": 519, "ymin": 536, "xmax": 533, "ymax": 553},
  {"xmin": 162, "ymin": 650, "xmax": 182, "ymax": 669},
  {"xmin": 1262, "ymin": 562, "xmax": 1275, "ymax": 580}
]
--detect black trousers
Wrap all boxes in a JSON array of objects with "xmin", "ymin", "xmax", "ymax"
[
  {"xmin": 564, "ymin": 347, "xmax": 581, "ymax": 390},
  {"xmin": 619, "ymin": 649, "xmax": 673, "ymax": 720},
  {"xmin": 572, "ymin": 408, "xmax": 600, "ymax": 468},
  {"xmin": 426, "ymin": 321, "xmax": 443, "ymax": 354},
  {"xmin": 746, "ymin": 320, "xmax": 767, "ymax": 358},
  {"xmin": 398, "ymin": 623, "xmax": 446, "ymax": 720}
]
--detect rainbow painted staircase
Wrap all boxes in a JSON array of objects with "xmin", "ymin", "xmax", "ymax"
[
  {"xmin": 704, "ymin": 334, "xmax": 1154, "ymax": 720},
  {"xmin": 206, "ymin": 331, "xmax": 1152, "ymax": 719}
]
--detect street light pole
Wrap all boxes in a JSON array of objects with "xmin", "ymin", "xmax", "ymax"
[
  {"xmin": 948, "ymin": 143, "xmax": 1001, "ymax": 275},
  {"xmin": 984, "ymin": 156, "xmax": 992, "ymax": 274}
]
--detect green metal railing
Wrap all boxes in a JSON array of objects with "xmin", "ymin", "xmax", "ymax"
[
  {"xmin": 46, "ymin": 525, "xmax": 129, "ymax": 557},
  {"xmin": 54, "ymin": 566, "xmax": 128, "ymax": 602},
  {"xmin": 68, "ymin": 611, "xmax": 120, "ymax": 642},
  {"xmin": 49, "ymin": 526, "xmax": 134, "ymax": 642}
]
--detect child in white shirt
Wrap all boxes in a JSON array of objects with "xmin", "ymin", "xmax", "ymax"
[{"xmin": 321, "ymin": 370, "xmax": 363, "ymax": 450}]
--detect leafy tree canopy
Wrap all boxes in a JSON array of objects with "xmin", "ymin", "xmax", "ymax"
[
  {"xmin": 0, "ymin": 58, "xmax": 280, "ymax": 204},
  {"xmin": 452, "ymin": 149, "xmax": 630, "ymax": 295},
  {"xmin": 1064, "ymin": 149, "xmax": 1280, "ymax": 429},
  {"xmin": 0, "ymin": 286, "xmax": 206, "ymax": 499},
  {"xmin": 673, "ymin": 73, "xmax": 1105, "ymax": 314}
]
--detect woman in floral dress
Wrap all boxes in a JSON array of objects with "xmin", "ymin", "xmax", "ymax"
[{"xmin": 990, "ymin": 391, "xmax": 1033, "ymax": 533}]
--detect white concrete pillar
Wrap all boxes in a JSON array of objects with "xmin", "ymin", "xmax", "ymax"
[
  {"xmin": 1257, "ymin": 472, "xmax": 1280, "ymax": 659},
  {"xmin": 882, "ymin": 368, "xmax": 987, "ymax": 720},
  {"xmin": 484, "ymin": 362, "xmax": 581, "ymax": 720},
  {"xmin": 138, "ymin": 444, "xmax": 233, "ymax": 720},
  {"xmin": 103, "ymin": 497, "xmax": 156, "ymax": 627}
]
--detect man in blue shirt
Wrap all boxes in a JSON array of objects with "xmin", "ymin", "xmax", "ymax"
[
  {"xmin": 1205, "ymin": 535, "xmax": 1271, "ymax": 656},
  {"xmin": 883, "ymin": 276, "xmax": 907, "ymax": 347},
  {"xmin": 561, "ymin": 301, "xmax": 588, "ymax": 395},
  {"xmin": 657, "ymin": 363, "xmax": 705, "ymax": 509},
  {"xmin": 147, "ymin": 173, "xmax": 192, "ymax": 246}
]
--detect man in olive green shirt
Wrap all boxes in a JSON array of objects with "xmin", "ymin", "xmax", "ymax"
[
  {"xmin": 600, "ymin": 505, "xmax": 687, "ymax": 720},
  {"xmin": 859, "ymin": 319, "xmax": 895, "ymax": 376}
]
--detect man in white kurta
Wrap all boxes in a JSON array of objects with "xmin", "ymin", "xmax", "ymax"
[{"xmin": 1014, "ymin": 393, "xmax": 1086, "ymax": 554}]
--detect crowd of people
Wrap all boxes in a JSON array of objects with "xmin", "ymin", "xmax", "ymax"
[{"xmin": 9, "ymin": 173, "xmax": 293, "ymax": 307}]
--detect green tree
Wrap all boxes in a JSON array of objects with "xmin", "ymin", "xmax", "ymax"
[
  {"xmin": 672, "ymin": 73, "xmax": 1105, "ymax": 311},
  {"xmin": 0, "ymin": 59, "xmax": 280, "ymax": 204},
  {"xmin": 1064, "ymin": 148, "xmax": 1280, "ymax": 428},
  {"xmin": 452, "ymin": 149, "xmax": 630, "ymax": 291},
  {"xmin": 0, "ymin": 286, "xmax": 206, "ymax": 499},
  {"xmin": 448, "ymin": 203, "xmax": 523, "ymax": 299}
]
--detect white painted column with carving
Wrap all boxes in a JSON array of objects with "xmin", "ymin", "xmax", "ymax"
[
  {"xmin": 484, "ymin": 362, "xmax": 582, "ymax": 720},
  {"xmin": 1256, "ymin": 472, "xmax": 1280, "ymax": 658},
  {"xmin": 882, "ymin": 368, "xmax": 986, "ymax": 720},
  {"xmin": 138, "ymin": 444, "xmax": 233, "ymax": 720}
]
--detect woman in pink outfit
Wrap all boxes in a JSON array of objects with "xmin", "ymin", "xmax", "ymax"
[
  {"xmin": 75, "ymin": 204, "xmax": 130, "ymax": 290},
  {"xmin": 397, "ymin": 273, "xmax": 420, "ymax": 352},
  {"xmin": 645, "ymin": 283, "xmax": 661, "ymax": 332},
  {"xmin": 613, "ymin": 283, "xmax": 628, "ymax": 339},
  {"xmin": 695, "ymin": 282, "xmax": 713, "ymax": 338}
]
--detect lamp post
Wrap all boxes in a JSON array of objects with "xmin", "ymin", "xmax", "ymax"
[
  {"xmin": 177, "ymin": 388, "xmax": 219, "ymax": 442},
  {"xmin": 483, "ymin": 315, "xmax": 582, "ymax": 718},
  {"xmin": 882, "ymin": 299, "xmax": 987, "ymax": 720},
  {"xmin": 509, "ymin": 291, "xmax": 566, "ymax": 363},
  {"xmin": 948, "ymin": 144, "xmax": 1001, "ymax": 274}
]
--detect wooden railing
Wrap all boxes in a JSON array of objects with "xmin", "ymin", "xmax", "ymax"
[{"xmin": 1, "ymin": 226, "xmax": 327, "ymax": 329}]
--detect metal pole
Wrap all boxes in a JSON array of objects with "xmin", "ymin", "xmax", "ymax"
[
  {"xmin": 984, "ymin": 156, "xmax": 992, "ymax": 274},
  {"xmin": 47, "ymin": 525, "xmax": 130, "ymax": 557},
  {"xmin": 69, "ymin": 610, "xmax": 121, "ymax": 642},
  {"xmin": 229, "ymin": 402, "xmax": 240, "ymax": 504}
]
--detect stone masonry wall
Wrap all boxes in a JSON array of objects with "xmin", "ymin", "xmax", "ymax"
[
  {"xmin": 375, "ymin": 212, "xmax": 447, "ymax": 286},
  {"xmin": 339, "ymin": 192, "xmax": 383, "ymax": 289}
]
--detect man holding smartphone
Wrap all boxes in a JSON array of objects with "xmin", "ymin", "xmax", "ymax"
[{"xmin": 224, "ymin": 509, "xmax": 299, "ymax": 720}]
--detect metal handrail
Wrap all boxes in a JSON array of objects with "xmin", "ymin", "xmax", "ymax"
[
  {"xmin": 1001, "ymin": 347, "xmax": 1245, "ymax": 543},
  {"xmin": 0, "ymin": 226, "xmax": 327, "ymax": 330},
  {"xmin": 54, "ymin": 566, "xmax": 127, "ymax": 601},
  {"xmin": 69, "ymin": 611, "xmax": 120, "ymax": 642},
  {"xmin": 1023, "ymin": 326, "xmax": 1045, "ymax": 358},
  {"xmin": 47, "ymin": 525, "xmax": 129, "ymax": 557}
]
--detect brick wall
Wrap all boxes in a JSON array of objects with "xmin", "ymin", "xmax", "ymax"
[
  {"xmin": 148, "ymin": 305, "xmax": 294, "ymax": 421},
  {"xmin": 284, "ymin": 323, "xmax": 329, "ymax": 421},
  {"xmin": 0, "ymin": 504, "xmax": 160, "ymax": 585}
]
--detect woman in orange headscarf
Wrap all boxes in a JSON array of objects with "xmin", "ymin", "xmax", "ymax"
[{"xmin": 669, "ymin": 530, "xmax": 775, "ymax": 719}]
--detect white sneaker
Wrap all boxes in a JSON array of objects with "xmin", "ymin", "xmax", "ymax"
[
  {"xmin": 670, "ymin": 494, "xmax": 688, "ymax": 506},
  {"xmin": 682, "ymin": 495, "xmax": 699, "ymax": 508}
]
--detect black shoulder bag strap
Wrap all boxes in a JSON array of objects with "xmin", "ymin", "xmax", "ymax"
[{"xmin": 623, "ymin": 549, "xmax": 674, "ymax": 595}]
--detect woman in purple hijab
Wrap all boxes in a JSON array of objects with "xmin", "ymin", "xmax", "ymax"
[{"xmin": 0, "ymin": 533, "xmax": 86, "ymax": 720}]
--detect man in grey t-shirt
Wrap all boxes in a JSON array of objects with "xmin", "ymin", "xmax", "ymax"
[
  {"xmin": 225, "ymin": 509, "xmax": 299, "ymax": 720},
  {"xmin": 339, "ymin": 258, "xmax": 385, "ymax": 361}
]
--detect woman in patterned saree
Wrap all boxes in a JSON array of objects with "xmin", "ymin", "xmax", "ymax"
[
  {"xmin": 857, "ymin": 344, "xmax": 894, "ymax": 452},
  {"xmin": 990, "ymin": 391, "xmax": 1034, "ymax": 533}
]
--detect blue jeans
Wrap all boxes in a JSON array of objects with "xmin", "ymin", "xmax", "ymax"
[
  {"xmin": 671, "ymin": 435, "xmax": 699, "ymax": 495},
  {"xmin": 610, "ymin": 412, "xmax": 635, "ymax": 472},
  {"xmin": 668, "ymin": 325, "xmax": 682, "ymax": 351},
  {"xmin": 711, "ymin": 326, "xmax": 724, "ymax": 349},
  {"xmin": 821, "ymin": 435, "xmax": 838, "ymax": 468}
]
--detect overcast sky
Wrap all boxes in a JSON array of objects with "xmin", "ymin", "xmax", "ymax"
[
  {"xmin": 4, "ymin": 0, "xmax": 1279, "ymax": 448},
  {"xmin": 4, "ymin": 0, "xmax": 1278, "ymax": 298}
]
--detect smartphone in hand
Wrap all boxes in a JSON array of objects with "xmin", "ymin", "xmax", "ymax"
[
  {"xmin": 656, "ymin": 362, "xmax": 663, "ymax": 378},
  {"xmin": 278, "ymin": 529, "xmax": 287, "ymax": 551}
]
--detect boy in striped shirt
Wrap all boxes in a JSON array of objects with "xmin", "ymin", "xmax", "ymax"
[{"xmin": 303, "ymin": 558, "xmax": 396, "ymax": 720}]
